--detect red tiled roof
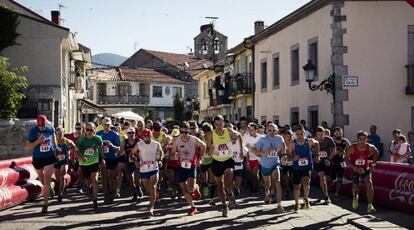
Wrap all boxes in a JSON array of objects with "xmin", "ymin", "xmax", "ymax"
[
  {"xmin": 142, "ymin": 49, "xmax": 212, "ymax": 76},
  {"xmin": 90, "ymin": 67, "xmax": 186, "ymax": 84}
]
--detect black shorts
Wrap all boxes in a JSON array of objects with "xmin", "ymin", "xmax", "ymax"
[
  {"xmin": 200, "ymin": 163, "xmax": 212, "ymax": 173},
  {"xmin": 282, "ymin": 165, "xmax": 293, "ymax": 176},
  {"xmin": 292, "ymin": 169, "xmax": 311, "ymax": 185},
  {"xmin": 127, "ymin": 162, "xmax": 136, "ymax": 174},
  {"xmin": 352, "ymin": 168, "xmax": 371, "ymax": 184},
  {"xmin": 32, "ymin": 156, "xmax": 57, "ymax": 170},
  {"xmin": 330, "ymin": 156, "xmax": 346, "ymax": 180},
  {"xmin": 118, "ymin": 155, "xmax": 128, "ymax": 164},
  {"xmin": 177, "ymin": 167, "xmax": 197, "ymax": 183},
  {"xmin": 81, "ymin": 163, "xmax": 99, "ymax": 180},
  {"xmin": 54, "ymin": 159, "xmax": 68, "ymax": 169},
  {"xmin": 104, "ymin": 158, "xmax": 118, "ymax": 170},
  {"xmin": 314, "ymin": 161, "xmax": 331, "ymax": 175},
  {"xmin": 211, "ymin": 159, "xmax": 234, "ymax": 177}
]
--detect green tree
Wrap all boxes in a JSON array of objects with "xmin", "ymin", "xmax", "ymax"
[
  {"xmin": 0, "ymin": 6, "xmax": 20, "ymax": 52},
  {"xmin": 173, "ymin": 92, "xmax": 184, "ymax": 122},
  {"xmin": 0, "ymin": 57, "xmax": 28, "ymax": 119},
  {"xmin": 143, "ymin": 102, "xmax": 150, "ymax": 120}
]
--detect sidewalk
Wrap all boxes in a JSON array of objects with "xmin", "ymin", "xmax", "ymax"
[{"xmin": 0, "ymin": 186, "xmax": 412, "ymax": 229}]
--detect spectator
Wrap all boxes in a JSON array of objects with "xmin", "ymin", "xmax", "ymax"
[
  {"xmin": 368, "ymin": 125, "xmax": 382, "ymax": 159},
  {"xmin": 388, "ymin": 129, "xmax": 401, "ymax": 162},
  {"xmin": 257, "ymin": 125, "xmax": 265, "ymax": 135},
  {"xmin": 395, "ymin": 135, "xmax": 411, "ymax": 163},
  {"xmin": 408, "ymin": 131, "xmax": 414, "ymax": 164}
]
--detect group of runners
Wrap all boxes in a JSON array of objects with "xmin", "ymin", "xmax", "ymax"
[{"xmin": 27, "ymin": 114, "xmax": 379, "ymax": 217}]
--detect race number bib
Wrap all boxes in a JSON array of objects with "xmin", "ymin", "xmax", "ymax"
[
  {"xmin": 267, "ymin": 150, "xmax": 277, "ymax": 158},
  {"xmin": 340, "ymin": 161, "xmax": 347, "ymax": 168},
  {"xmin": 142, "ymin": 161, "xmax": 157, "ymax": 171},
  {"xmin": 204, "ymin": 152, "xmax": 212, "ymax": 158},
  {"xmin": 286, "ymin": 160, "xmax": 293, "ymax": 166},
  {"xmin": 319, "ymin": 151, "xmax": 328, "ymax": 158},
  {"xmin": 214, "ymin": 144, "xmax": 230, "ymax": 157},
  {"xmin": 84, "ymin": 148, "xmax": 94, "ymax": 156},
  {"xmin": 40, "ymin": 144, "xmax": 50, "ymax": 152},
  {"xmin": 181, "ymin": 160, "xmax": 192, "ymax": 169},
  {"xmin": 232, "ymin": 152, "xmax": 240, "ymax": 161},
  {"xmin": 298, "ymin": 158, "xmax": 309, "ymax": 166},
  {"xmin": 57, "ymin": 154, "xmax": 66, "ymax": 161},
  {"xmin": 103, "ymin": 146, "xmax": 110, "ymax": 154},
  {"xmin": 234, "ymin": 163, "xmax": 243, "ymax": 170},
  {"xmin": 355, "ymin": 159, "xmax": 365, "ymax": 166}
]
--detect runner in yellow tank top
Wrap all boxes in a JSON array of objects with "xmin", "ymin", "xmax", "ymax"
[{"xmin": 206, "ymin": 115, "xmax": 243, "ymax": 217}]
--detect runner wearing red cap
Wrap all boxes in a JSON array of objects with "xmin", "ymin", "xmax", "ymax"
[
  {"xmin": 26, "ymin": 115, "xmax": 57, "ymax": 214},
  {"xmin": 132, "ymin": 128, "xmax": 163, "ymax": 216}
]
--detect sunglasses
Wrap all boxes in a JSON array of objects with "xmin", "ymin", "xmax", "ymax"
[
  {"xmin": 86, "ymin": 129, "xmax": 93, "ymax": 132},
  {"xmin": 127, "ymin": 132, "xmax": 135, "ymax": 135},
  {"xmin": 75, "ymin": 127, "xmax": 82, "ymax": 130},
  {"xmin": 268, "ymin": 129, "xmax": 276, "ymax": 132},
  {"xmin": 190, "ymin": 127, "xmax": 196, "ymax": 130},
  {"xmin": 180, "ymin": 130, "xmax": 189, "ymax": 134}
]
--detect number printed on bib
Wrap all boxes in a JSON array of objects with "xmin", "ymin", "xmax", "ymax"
[
  {"xmin": 267, "ymin": 150, "xmax": 277, "ymax": 158},
  {"xmin": 298, "ymin": 158, "xmax": 309, "ymax": 166},
  {"xmin": 84, "ymin": 148, "xmax": 94, "ymax": 156},
  {"xmin": 103, "ymin": 146, "xmax": 110, "ymax": 154},
  {"xmin": 57, "ymin": 154, "xmax": 66, "ymax": 161},
  {"xmin": 355, "ymin": 159, "xmax": 365, "ymax": 166},
  {"xmin": 143, "ymin": 161, "xmax": 156, "ymax": 171},
  {"xmin": 234, "ymin": 163, "xmax": 243, "ymax": 170},
  {"xmin": 319, "ymin": 151, "xmax": 328, "ymax": 158},
  {"xmin": 181, "ymin": 160, "xmax": 192, "ymax": 169},
  {"xmin": 232, "ymin": 152, "xmax": 240, "ymax": 161},
  {"xmin": 40, "ymin": 144, "xmax": 50, "ymax": 152},
  {"xmin": 340, "ymin": 161, "xmax": 347, "ymax": 168}
]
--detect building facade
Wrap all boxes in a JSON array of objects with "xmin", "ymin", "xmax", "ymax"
[
  {"xmin": 88, "ymin": 67, "xmax": 186, "ymax": 121},
  {"xmin": 253, "ymin": 0, "xmax": 414, "ymax": 145}
]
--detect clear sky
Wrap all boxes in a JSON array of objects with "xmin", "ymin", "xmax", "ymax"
[{"xmin": 16, "ymin": 0, "xmax": 311, "ymax": 57}]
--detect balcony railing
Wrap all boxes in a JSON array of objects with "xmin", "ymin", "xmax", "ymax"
[
  {"xmin": 406, "ymin": 64, "xmax": 414, "ymax": 95},
  {"xmin": 230, "ymin": 73, "xmax": 254, "ymax": 96},
  {"xmin": 98, "ymin": 95, "xmax": 149, "ymax": 105}
]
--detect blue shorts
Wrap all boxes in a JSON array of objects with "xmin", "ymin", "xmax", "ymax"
[
  {"xmin": 140, "ymin": 170, "xmax": 158, "ymax": 179},
  {"xmin": 261, "ymin": 164, "xmax": 280, "ymax": 177},
  {"xmin": 177, "ymin": 167, "xmax": 197, "ymax": 183},
  {"xmin": 233, "ymin": 162, "xmax": 244, "ymax": 177}
]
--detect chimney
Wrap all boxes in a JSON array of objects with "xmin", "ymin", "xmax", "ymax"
[
  {"xmin": 51, "ymin": 11, "xmax": 60, "ymax": 25},
  {"xmin": 254, "ymin": 20, "xmax": 265, "ymax": 34}
]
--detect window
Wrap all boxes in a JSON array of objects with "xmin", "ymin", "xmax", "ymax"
[
  {"xmin": 308, "ymin": 105, "xmax": 319, "ymax": 134},
  {"xmin": 409, "ymin": 25, "xmax": 414, "ymax": 64},
  {"xmin": 152, "ymin": 86, "xmax": 163, "ymax": 97},
  {"xmin": 291, "ymin": 45, "xmax": 300, "ymax": 85},
  {"xmin": 204, "ymin": 82, "xmax": 207, "ymax": 99},
  {"xmin": 273, "ymin": 115, "xmax": 279, "ymax": 126},
  {"xmin": 97, "ymin": 83, "xmax": 106, "ymax": 96},
  {"xmin": 172, "ymin": 87, "xmax": 182, "ymax": 98},
  {"xmin": 273, "ymin": 54, "xmax": 280, "ymax": 88},
  {"xmin": 261, "ymin": 116, "xmax": 267, "ymax": 123},
  {"xmin": 261, "ymin": 60, "xmax": 267, "ymax": 90},
  {"xmin": 117, "ymin": 84, "xmax": 130, "ymax": 96},
  {"xmin": 309, "ymin": 38, "xmax": 318, "ymax": 77},
  {"xmin": 290, "ymin": 107, "xmax": 299, "ymax": 125}
]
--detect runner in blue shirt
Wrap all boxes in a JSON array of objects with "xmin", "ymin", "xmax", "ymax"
[
  {"xmin": 26, "ymin": 115, "xmax": 57, "ymax": 214},
  {"xmin": 252, "ymin": 123, "xmax": 285, "ymax": 214},
  {"xmin": 96, "ymin": 117, "xmax": 121, "ymax": 204}
]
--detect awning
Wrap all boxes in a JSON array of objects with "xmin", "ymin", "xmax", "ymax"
[
  {"xmin": 111, "ymin": 111, "xmax": 143, "ymax": 121},
  {"xmin": 80, "ymin": 99, "xmax": 105, "ymax": 112}
]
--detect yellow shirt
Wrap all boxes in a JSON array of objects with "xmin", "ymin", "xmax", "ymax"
[{"xmin": 212, "ymin": 128, "xmax": 232, "ymax": 162}]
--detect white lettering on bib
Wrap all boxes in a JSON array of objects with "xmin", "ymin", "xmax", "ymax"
[
  {"xmin": 143, "ymin": 160, "xmax": 156, "ymax": 171},
  {"xmin": 181, "ymin": 160, "xmax": 192, "ymax": 169},
  {"xmin": 84, "ymin": 148, "xmax": 94, "ymax": 156},
  {"xmin": 40, "ymin": 144, "xmax": 50, "ymax": 152},
  {"xmin": 319, "ymin": 151, "xmax": 328, "ymax": 158},
  {"xmin": 267, "ymin": 150, "xmax": 277, "ymax": 158},
  {"xmin": 355, "ymin": 159, "xmax": 365, "ymax": 166},
  {"xmin": 234, "ymin": 163, "xmax": 243, "ymax": 170},
  {"xmin": 298, "ymin": 158, "xmax": 309, "ymax": 166},
  {"xmin": 340, "ymin": 161, "xmax": 347, "ymax": 168}
]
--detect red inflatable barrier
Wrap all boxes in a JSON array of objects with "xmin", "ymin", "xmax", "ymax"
[
  {"xmin": 0, "ymin": 157, "xmax": 32, "ymax": 169},
  {"xmin": 341, "ymin": 161, "xmax": 414, "ymax": 214},
  {"xmin": 0, "ymin": 180, "xmax": 43, "ymax": 211}
]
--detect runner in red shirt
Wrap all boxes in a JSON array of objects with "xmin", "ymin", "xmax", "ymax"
[
  {"xmin": 345, "ymin": 130, "xmax": 378, "ymax": 214},
  {"xmin": 65, "ymin": 122, "xmax": 85, "ymax": 193}
]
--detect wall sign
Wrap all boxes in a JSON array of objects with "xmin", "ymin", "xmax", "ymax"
[{"xmin": 343, "ymin": 76, "xmax": 358, "ymax": 87}]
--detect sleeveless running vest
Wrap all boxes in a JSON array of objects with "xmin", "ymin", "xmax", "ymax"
[
  {"xmin": 125, "ymin": 138, "xmax": 139, "ymax": 161},
  {"xmin": 293, "ymin": 139, "xmax": 313, "ymax": 171},
  {"xmin": 152, "ymin": 132, "xmax": 166, "ymax": 144},
  {"xmin": 138, "ymin": 140, "xmax": 159, "ymax": 173},
  {"xmin": 212, "ymin": 128, "xmax": 233, "ymax": 162},
  {"xmin": 350, "ymin": 143, "xmax": 370, "ymax": 168},
  {"xmin": 175, "ymin": 135, "xmax": 198, "ymax": 168}
]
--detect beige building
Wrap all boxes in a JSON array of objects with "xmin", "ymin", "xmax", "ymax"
[
  {"xmin": 0, "ymin": 0, "xmax": 94, "ymax": 131},
  {"xmin": 253, "ymin": 0, "xmax": 414, "ymax": 147}
]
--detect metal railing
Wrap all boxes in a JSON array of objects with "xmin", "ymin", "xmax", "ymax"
[{"xmin": 98, "ymin": 95, "xmax": 149, "ymax": 104}]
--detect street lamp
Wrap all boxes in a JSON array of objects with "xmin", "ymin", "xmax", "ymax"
[{"xmin": 303, "ymin": 60, "xmax": 335, "ymax": 98}]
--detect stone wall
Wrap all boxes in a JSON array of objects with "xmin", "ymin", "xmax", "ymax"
[{"xmin": 0, "ymin": 119, "xmax": 37, "ymax": 160}]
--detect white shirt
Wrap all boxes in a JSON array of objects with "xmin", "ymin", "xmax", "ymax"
[{"xmin": 243, "ymin": 133, "xmax": 263, "ymax": 161}]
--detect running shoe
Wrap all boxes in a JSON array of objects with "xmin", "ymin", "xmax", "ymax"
[
  {"xmin": 41, "ymin": 205, "xmax": 48, "ymax": 214},
  {"xmin": 264, "ymin": 194, "xmax": 270, "ymax": 205},
  {"xmin": 187, "ymin": 206, "xmax": 198, "ymax": 216},
  {"xmin": 293, "ymin": 204, "xmax": 299, "ymax": 213},
  {"xmin": 352, "ymin": 195, "xmax": 359, "ymax": 209},
  {"xmin": 234, "ymin": 188, "xmax": 240, "ymax": 197},
  {"xmin": 271, "ymin": 194, "xmax": 277, "ymax": 204},
  {"xmin": 137, "ymin": 187, "xmax": 143, "ymax": 198},
  {"xmin": 367, "ymin": 204, "xmax": 376, "ymax": 214},
  {"xmin": 148, "ymin": 204, "xmax": 155, "ymax": 216},
  {"xmin": 228, "ymin": 195, "xmax": 236, "ymax": 209},
  {"xmin": 57, "ymin": 195, "xmax": 63, "ymax": 203},
  {"xmin": 304, "ymin": 201, "xmax": 311, "ymax": 210},
  {"xmin": 93, "ymin": 199, "xmax": 98, "ymax": 212},
  {"xmin": 202, "ymin": 186, "xmax": 209, "ymax": 198},
  {"xmin": 222, "ymin": 205, "xmax": 229, "ymax": 217},
  {"xmin": 192, "ymin": 189, "xmax": 201, "ymax": 201},
  {"xmin": 208, "ymin": 198, "xmax": 216, "ymax": 206},
  {"xmin": 276, "ymin": 205, "xmax": 284, "ymax": 214},
  {"xmin": 115, "ymin": 189, "xmax": 121, "ymax": 198},
  {"xmin": 324, "ymin": 196, "xmax": 331, "ymax": 204}
]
